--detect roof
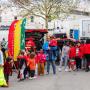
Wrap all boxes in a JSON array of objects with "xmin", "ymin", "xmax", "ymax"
[{"xmin": 25, "ymin": 29, "xmax": 48, "ymax": 33}]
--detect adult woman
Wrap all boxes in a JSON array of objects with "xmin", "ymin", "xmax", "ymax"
[
  {"xmin": 59, "ymin": 42, "xmax": 70, "ymax": 72},
  {"xmin": 0, "ymin": 46, "xmax": 7, "ymax": 87}
]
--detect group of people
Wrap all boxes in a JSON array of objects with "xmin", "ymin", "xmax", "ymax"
[
  {"xmin": 0, "ymin": 36, "xmax": 58, "ymax": 87},
  {"xmin": 1, "ymin": 36, "xmax": 90, "ymax": 87},
  {"xmin": 16, "ymin": 36, "xmax": 59, "ymax": 82},
  {"xmin": 43, "ymin": 36, "xmax": 90, "ymax": 72},
  {"xmin": 17, "ymin": 49, "xmax": 46, "ymax": 81},
  {"xmin": 59, "ymin": 39, "xmax": 90, "ymax": 72}
]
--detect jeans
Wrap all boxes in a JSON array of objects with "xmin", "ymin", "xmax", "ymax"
[
  {"xmin": 30, "ymin": 70, "xmax": 35, "ymax": 77},
  {"xmin": 82, "ymin": 58, "xmax": 86, "ymax": 69},
  {"xmin": 47, "ymin": 60, "xmax": 56, "ymax": 74},
  {"xmin": 60, "ymin": 55, "xmax": 69, "ymax": 69},
  {"xmin": 75, "ymin": 57, "xmax": 82, "ymax": 69},
  {"xmin": 50, "ymin": 46, "xmax": 57, "ymax": 60},
  {"xmin": 43, "ymin": 50, "xmax": 49, "ymax": 55},
  {"xmin": 24, "ymin": 67, "xmax": 30, "ymax": 79},
  {"xmin": 85, "ymin": 54, "xmax": 90, "ymax": 71}
]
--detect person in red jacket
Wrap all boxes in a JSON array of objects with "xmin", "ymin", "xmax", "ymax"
[
  {"xmin": 37, "ymin": 49, "xmax": 46, "ymax": 76},
  {"xmin": 4, "ymin": 57, "xmax": 12, "ymax": 86},
  {"xmin": 75, "ymin": 42, "xmax": 83, "ymax": 71},
  {"xmin": 69, "ymin": 43, "xmax": 76, "ymax": 71},
  {"xmin": 80, "ymin": 41, "xmax": 85, "ymax": 69},
  {"xmin": 49, "ymin": 36, "xmax": 57, "ymax": 47},
  {"xmin": 84, "ymin": 39, "xmax": 90, "ymax": 72},
  {"xmin": 49, "ymin": 36, "xmax": 57, "ymax": 61}
]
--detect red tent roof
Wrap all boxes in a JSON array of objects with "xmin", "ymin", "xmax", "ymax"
[{"xmin": 26, "ymin": 29, "xmax": 48, "ymax": 33}]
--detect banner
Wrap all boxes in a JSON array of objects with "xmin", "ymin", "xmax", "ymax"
[
  {"xmin": 14, "ymin": 20, "xmax": 22, "ymax": 61},
  {"xmin": 20, "ymin": 18, "xmax": 26, "ymax": 50},
  {"xmin": 8, "ymin": 20, "xmax": 18, "ymax": 57}
]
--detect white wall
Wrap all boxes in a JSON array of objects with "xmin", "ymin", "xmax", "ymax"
[
  {"xmin": 0, "ymin": 31, "xmax": 8, "ymax": 41},
  {"xmin": 1, "ymin": 13, "xmax": 90, "ymax": 41},
  {"xmin": 48, "ymin": 15, "xmax": 90, "ymax": 38}
]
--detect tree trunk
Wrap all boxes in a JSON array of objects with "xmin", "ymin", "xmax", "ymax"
[
  {"xmin": 45, "ymin": 17, "xmax": 49, "ymax": 38},
  {"xmin": 45, "ymin": 17, "xmax": 48, "ymax": 40},
  {"xmin": 45, "ymin": 17, "xmax": 48, "ymax": 29}
]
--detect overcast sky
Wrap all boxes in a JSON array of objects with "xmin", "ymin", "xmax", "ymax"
[{"xmin": 0, "ymin": 0, "xmax": 8, "ymax": 4}]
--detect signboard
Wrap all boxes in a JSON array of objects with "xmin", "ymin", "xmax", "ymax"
[{"xmin": 0, "ymin": 25, "xmax": 9, "ymax": 30}]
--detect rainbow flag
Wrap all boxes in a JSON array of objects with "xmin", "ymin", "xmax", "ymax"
[
  {"xmin": 8, "ymin": 20, "xmax": 18, "ymax": 57},
  {"xmin": 8, "ymin": 18, "xmax": 26, "ymax": 61},
  {"xmin": 20, "ymin": 18, "xmax": 26, "ymax": 50},
  {"xmin": 14, "ymin": 20, "xmax": 22, "ymax": 61}
]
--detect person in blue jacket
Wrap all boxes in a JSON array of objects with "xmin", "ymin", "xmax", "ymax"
[
  {"xmin": 46, "ymin": 48, "xmax": 56, "ymax": 75},
  {"xmin": 42, "ymin": 37, "xmax": 56, "ymax": 75},
  {"xmin": 42, "ymin": 38, "xmax": 50, "ymax": 55}
]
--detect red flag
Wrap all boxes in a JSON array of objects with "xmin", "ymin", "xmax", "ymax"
[{"xmin": 8, "ymin": 20, "xmax": 18, "ymax": 57}]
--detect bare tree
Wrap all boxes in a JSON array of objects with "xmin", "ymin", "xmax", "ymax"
[
  {"xmin": 9, "ymin": 0, "xmax": 79, "ymax": 29},
  {"xmin": 0, "ymin": 0, "xmax": 12, "ymax": 15}
]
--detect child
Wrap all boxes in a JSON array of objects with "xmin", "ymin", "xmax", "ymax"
[
  {"xmin": 75, "ymin": 42, "xmax": 82, "ymax": 71},
  {"xmin": 35, "ymin": 51, "xmax": 39, "ymax": 76},
  {"xmin": 49, "ymin": 36, "xmax": 57, "ymax": 60},
  {"xmin": 28, "ymin": 52, "xmax": 36, "ymax": 79},
  {"xmin": 69, "ymin": 43, "xmax": 76, "ymax": 71},
  {"xmin": 38, "ymin": 50, "xmax": 46, "ymax": 76},
  {"xmin": 24, "ymin": 51, "xmax": 31, "ymax": 79},
  {"xmin": 4, "ymin": 57, "xmax": 12, "ymax": 86},
  {"xmin": 17, "ymin": 51, "xmax": 27, "ymax": 81},
  {"xmin": 69, "ymin": 59, "xmax": 76, "ymax": 71}
]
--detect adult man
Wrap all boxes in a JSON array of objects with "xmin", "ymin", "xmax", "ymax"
[{"xmin": 1, "ymin": 38, "xmax": 7, "ymax": 60}]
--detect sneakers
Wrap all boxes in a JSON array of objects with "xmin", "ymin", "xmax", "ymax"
[
  {"xmin": 29, "ymin": 77, "xmax": 33, "ymax": 80},
  {"xmin": 58, "ymin": 68, "xmax": 62, "ymax": 72},
  {"xmin": 65, "ymin": 69, "xmax": 69, "ymax": 72},
  {"xmin": 33, "ymin": 76, "xmax": 37, "ymax": 79},
  {"xmin": 46, "ymin": 72, "xmax": 49, "ymax": 75},
  {"xmin": 58, "ymin": 68, "xmax": 69, "ymax": 72},
  {"xmin": 29, "ymin": 76, "xmax": 37, "ymax": 80}
]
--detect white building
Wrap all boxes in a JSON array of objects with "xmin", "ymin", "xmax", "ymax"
[{"xmin": 0, "ymin": 0, "xmax": 90, "ymax": 41}]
